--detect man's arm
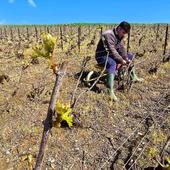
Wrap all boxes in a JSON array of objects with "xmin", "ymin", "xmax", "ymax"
[
  {"xmin": 103, "ymin": 33, "xmax": 124, "ymax": 63},
  {"xmin": 119, "ymin": 41, "xmax": 128, "ymax": 60}
]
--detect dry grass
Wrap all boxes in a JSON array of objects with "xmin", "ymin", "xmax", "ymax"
[{"xmin": 0, "ymin": 24, "xmax": 169, "ymax": 169}]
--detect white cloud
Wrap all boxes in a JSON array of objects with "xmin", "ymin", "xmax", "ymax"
[
  {"xmin": 27, "ymin": 0, "xmax": 36, "ymax": 7},
  {"xmin": 8, "ymin": 0, "xmax": 37, "ymax": 8},
  {"xmin": 9, "ymin": 0, "xmax": 15, "ymax": 3}
]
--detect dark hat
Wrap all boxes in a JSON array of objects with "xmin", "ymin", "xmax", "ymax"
[{"xmin": 118, "ymin": 21, "xmax": 131, "ymax": 33}]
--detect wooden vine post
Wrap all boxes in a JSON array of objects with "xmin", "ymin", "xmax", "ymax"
[
  {"xmin": 163, "ymin": 24, "xmax": 169, "ymax": 55},
  {"xmin": 17, "ymin": 27, "xmax": 21, "ymax": 40},
  {"xmin": 34, "ymin": 62, "xmax": 68, "ymax": 170},
  {"xmin": 100, "ymin": 26, "xmax": 103, "ymax": 37},
  {"xmin": 10, "ymin": 27, "xmax": 13, "ymax": 41},
  {"xmin": 127, "ymin": 29, "xmax": 131, "ymax": 53},
  {"xmin": 17, "ymin": 27, "xmax": 21, "ymax": 47},
  {"xmin": 0, "ymin": 27, "xmax": 2, "ymax": 40},
  {"xmin": 156, "ymin": 24, "xmax": 160, "ymax": 41},
  {"xmin": 88, "ymin": 25, "xmax": 91, "ymax": 37},
  {"xmin": 60, "ymin": 27, "xmax": 64, "ymax": 50},
  {"xmin": 46, "ymin": 26, "xmax": 50, "ymax": 33},
  {"xmin": 35, "ymin": 26, "xmax": 38, "ymax": 42},
  {"xmin": 26, "ymin": 27, "xmax": 29, "ymax": 40},
  {"xmin": 78, "ymin": 26, "xmax": 81, "ymax": 52},
  {"xmin": 4, "ymin": 27, "xmax": 7, "ymax": 40}
]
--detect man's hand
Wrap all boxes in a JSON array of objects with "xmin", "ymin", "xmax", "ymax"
[
  {"xmin": 121, "ymin": 59, "xmax": 127, "ymax": 65},
  {"xmin": 125, "ymin": 58, "xmax": 131, "ymax": 64}
]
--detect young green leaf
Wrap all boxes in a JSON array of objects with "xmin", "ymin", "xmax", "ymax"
[{"xmin": 53, "ymin": 100, "xmax": 73, "ymax": 128}]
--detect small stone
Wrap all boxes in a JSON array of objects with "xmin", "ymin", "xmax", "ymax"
[
  {"xmin": 75, "ymin": 147, "xmax": 79, "ymax": 151},
  {"xmin": 51, "ymin": 159, "xmax": 55, "ymax": 163},
  {"xmin": 51, "ymin": 163, "xmax": 55, "ymax": 169},
  {"xmin": 48, "ymin": 157, "xmax": 55, "ymax": 163},
  {"xmin": 46, "ymin": 161, "xmax": 50, "ymax": 166},
  {"xmin": 7, "ymin": 168, "xmax": 13, "ymax": 170},
  {"xmin": 28, "ymin": 148, "xmax": 32, "ymax": 151},
  {"xmin": 6, "ymin": 158, "xmax": 10, "ymax": 163},
  {"xmin": 6, "ymin": 150, "xmax": 10, "ymax": 155},
  {"xmin": 138, "ymin": 132, "xmax": 143, "ymax": 136}
]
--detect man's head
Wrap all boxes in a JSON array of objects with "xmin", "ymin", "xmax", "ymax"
[{"xmin": 116, "ymin": 21, "xmax": 131, "ymax": 39}]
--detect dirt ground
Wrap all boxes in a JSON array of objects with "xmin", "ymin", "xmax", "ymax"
[{"xmin": 0, "ymin": 25, "xmax": 170, "ymax": 170}]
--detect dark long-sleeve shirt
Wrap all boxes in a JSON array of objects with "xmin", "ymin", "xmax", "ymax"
[{"xmin": 95, "ymin": 28, "xmax": 127, "ymax": 63}]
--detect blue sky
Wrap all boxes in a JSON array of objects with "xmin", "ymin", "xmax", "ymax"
[{"xmin": 0, "ymin": 0, "xmax": 170, "ymax": 24}]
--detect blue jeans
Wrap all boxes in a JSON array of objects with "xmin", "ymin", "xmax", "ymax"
[{"xmin": 95, "ymin": 53, "xmax": 134, "ymax": 74}]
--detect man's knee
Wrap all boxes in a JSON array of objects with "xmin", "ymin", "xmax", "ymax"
[
  {"xmin": 127, "ymin": 52, "xmax": 135, "ymax": 61},
  {"xmin": 107, "ymin": 57, "xmax": 117, "ymax": 74}
]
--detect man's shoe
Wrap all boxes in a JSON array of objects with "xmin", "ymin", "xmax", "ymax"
[
  {"xmin": 107, "ymin": 73, "xmax": 118, "ymax": 102},
  {"xmin": 131, "ymin": 67, "xmax": 144, "ymax": 82}
]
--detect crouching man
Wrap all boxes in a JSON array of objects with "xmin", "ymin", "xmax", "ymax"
[{"xmin": 95, "ymin": 21, "xmax": 143, "ymax": 101}]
